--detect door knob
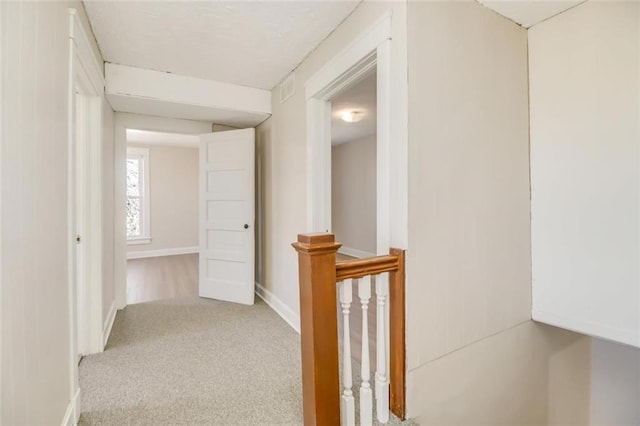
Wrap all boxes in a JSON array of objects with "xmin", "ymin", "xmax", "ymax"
[{"xmin": 244, "ymin": 224, "xmax": 249, "ymax": 229}]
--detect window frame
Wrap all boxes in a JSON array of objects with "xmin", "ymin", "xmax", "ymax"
[{"xmin": 126, "ymin": 147, "xmax": 151, "ymax": 244}]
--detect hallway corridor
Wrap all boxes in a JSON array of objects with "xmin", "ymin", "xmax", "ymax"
[{"xmin": 79, "ymin": 297, "xmax": 303, "ymax": 424}]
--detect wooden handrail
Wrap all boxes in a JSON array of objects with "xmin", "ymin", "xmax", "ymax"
[
  {"xmin": 336, "ymin": 255, "xmax": 400, "ymax": 281},
  {"xmin": 292, "ymin": 233, "xmax": 407, "ymax": 424}
]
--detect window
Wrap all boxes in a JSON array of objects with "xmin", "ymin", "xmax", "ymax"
[{"xmin": 127, "ymin": 147, "xmax": 151, "ymax": 244}]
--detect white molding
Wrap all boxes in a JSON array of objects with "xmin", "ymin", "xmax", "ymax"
[
  {"xmin": 127, "ymin": 237, "xmax": 151, "ymax": 245},
  {"xmin": 313, "ymin": 52, "xmax": 377, "ymax": 102},
  {"xmin": 60, "ymin": 387, "xmax": 81, "ymax": 426},
  {"xmin": 305, "ymin": 11, "xmax": 392, "ymax": 99},
  {"xmin": 375, "ymin": 39, "xmax": 392, "ymax": 254},
  {"xmin": 67, "ymin": 9, "xmax": 105, "ymax": 419},
  {"xmin": 0, "ymin": 0, "xmax": 3, "ymax": 413},
  {"xmin": 66, "ymin": 12, "xmax": 78, "ymax": 415},
  {"xmin": 255, "ymin": 282, "xmax": 300, "ymax": 334},
  {"xmin": 127, "ymin": 246, "xmax": 199, "ymax": 260},
  {"xmin": 305, "ymin": 98, "xmax": 332, "ymax": 232},
  {"xmin": 305, "ymin": 12, "xmax": 394, "ymax": 254},
  {"xmin": 338, "ymin": 246, "xmax": 377, "ymax": 259},
  {"xmin": 68, "ymin": 10, "xmax": 103, "ymax": 93},
  {"xmin": 102, "ymin": 301, "xmax": 117, "ymax": 348}
]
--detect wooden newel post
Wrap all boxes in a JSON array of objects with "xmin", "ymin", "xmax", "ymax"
[
  {"xmin": 389, "ymin": 247, "xmax": 406, "ymax": 420},
  {"xmin": 292, "ymin": 233, "xmax": 342, "ymax": 426}
]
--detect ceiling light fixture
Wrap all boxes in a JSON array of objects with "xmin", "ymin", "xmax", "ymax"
[{"xmin": 340, "ymin": 111, "xmax": 364, "ymax": 123}]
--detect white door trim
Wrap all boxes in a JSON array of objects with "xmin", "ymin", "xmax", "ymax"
[
  {"xmin": 305, "ymin": 12, "xmax": 393, "ymax": 254},
  {"xmin": 304, "ymin": 11, "xmax": 391, "ymax": 99},
  {"xmin": 67, "ymin": 9, "xmax": 104, "ymax": 422}
]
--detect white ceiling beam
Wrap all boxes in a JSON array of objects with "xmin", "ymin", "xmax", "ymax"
[{"xmin": 105, "ymin": 62, "xmax": 271, "ymax": 116}]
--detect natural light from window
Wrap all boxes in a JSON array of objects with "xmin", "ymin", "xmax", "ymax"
[
  {"xmin": 126, "ymin": 158, "xmax": 141, "ymax": 237},
  {"xmin": 126, "ymin": 147, "xmax": 150, "ymax": 243}
]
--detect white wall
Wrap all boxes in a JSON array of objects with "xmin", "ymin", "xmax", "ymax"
[
  {"xmin": 591, "ymin": 339, "xmax": 640, "ymax": 425},
  {"xmin": 0, "ymin": 2, "xmax": 105, "ymax": 423},
  {"xmin": 529, "ymin": 0, "xmax": 639, "ymax": 349},
  {"xmin": 255, "ymin": 0, "xmax": 407, "ymax": 333},
  {"xmin": 529, "ymin": 2, "xmax": 640, "ymax": 422},
  {"xmin": 127, "ymin": 144, "xmax": 199, "ymax": 254},
  {"xmin": 406, "ymin": 0, "xmax": 591, "ymax": 422},
  {"xmin": 331, "ymin": 134, "xmax": 377, "ymax": 255},
  {"xmin": 407, "ymin": 0, "xmax": 530, "ymax": 368}
]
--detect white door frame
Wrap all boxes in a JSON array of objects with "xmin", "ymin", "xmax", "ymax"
[
  {"xmin": 114, "ymin": 115, "xmax": 212, "ymax": 310},
  {"xmin": 67, "ymin": 8, "xmax": 104, "ymax": 420},
  {"xmin": 305, "ymin": 12, "xmax": 394, "ymax": 254}
]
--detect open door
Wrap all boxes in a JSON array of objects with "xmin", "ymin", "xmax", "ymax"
[{"xmin": 199, "ymin": 128, "xmax": 255, "ymax": 305}]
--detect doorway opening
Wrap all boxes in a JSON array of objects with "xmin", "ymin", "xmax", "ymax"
[
  {"xmin": 304, "ymin": 12, "xmax": 404, "ymax": 387},
  {"xmin": 330, "ymin": 70, "xmax": 378, "ymax": 260},
  {"xmin": 304, "ymin": 14, "xmax": 393, "ymax": 254},
  {"xmin": 117, "ymin": 125, "xmax": 256, "ymax": 307},
  {"xmin": 124, "ymin": 129, "xmax": 200, "ymax": 305},
  {"xmin": 330, "ymin": 69, "xmax": 378, "ymax": 368}
]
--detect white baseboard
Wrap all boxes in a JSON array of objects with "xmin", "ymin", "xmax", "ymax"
[
  {"xmin": 102, "ymin": 300, "xmax": 117, "ymax": 348},
  {"xmin": 127, "ymin": 246, "xmax": 198, "ymax": 260},
  {"xmin": 338, "ymin": 246, "xmax": 376, "ymax": 259},
  {"xmin": 255, "ymin": 282, "xmax": 300, "ymax": 334},
  {"xmin": 61, "ymin": 388, "xmax": 81, "ymax": 426}
]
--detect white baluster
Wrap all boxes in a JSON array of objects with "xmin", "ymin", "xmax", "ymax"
[
  {"xmin": 339, "ymin": 279, "xmax": 355, "ymax": 426},
  {"xmin": 374, "ymin": 274, "xmax": 389, "ymax": 423},
  {"xmin": 359, "ymin": 276, "xmax": 373, "ymax": 426}
]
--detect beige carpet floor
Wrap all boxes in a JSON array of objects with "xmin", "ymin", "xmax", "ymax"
[{"xmin": 79, "ymin": 296, "xmax": 412, "ymax": 425}]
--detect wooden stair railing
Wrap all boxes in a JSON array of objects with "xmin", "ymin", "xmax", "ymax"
[{"xmin": 292, "ymin": 233, "xmax": 406, "ymax": 425}]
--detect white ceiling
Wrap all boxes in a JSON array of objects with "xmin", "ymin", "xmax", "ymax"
[
  {"xmin": 331, "ymin": 71, "xmax": 376, "ymax": 146},
  {"xmin": 478, "ymin": 0, "xmax": 584, "ymax": 28},
  {"xmin": 84, "ymin": 1, "xmax": 361, "ymax": 90},
  {"xmin": 126, "ymin": 129, "xmax": 200, "ymax": 148}
]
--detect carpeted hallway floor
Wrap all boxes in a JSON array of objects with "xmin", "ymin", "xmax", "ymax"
[
  {"xmin": 79, "ymin": 297, "xmax": 303, "ymax": 425},
  {"xmin": 79, "ymin": 296, "xmax": 413, "ymax": 425}
]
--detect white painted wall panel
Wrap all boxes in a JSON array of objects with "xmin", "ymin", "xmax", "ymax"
[
  {"xmin": 405, "ymin": 1, "xmax": 593, "ymax": 422},
  {"xmin": 407, "ymin": 0, "xmax": 531, "ymax": 366},
  {"xmin": 1, "ymin": 2, "xmax": 106, "ymax": 422},
  {"xmin": 0, "ymin": 2, "xmax": 102, "ymax": 423},
  {"xmin": 529, "ymin": 1, "xmax": 640, "ymax": 348}
]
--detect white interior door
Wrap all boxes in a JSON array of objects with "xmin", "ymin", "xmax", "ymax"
[
  {"xmin": 199, "ymin": 128, "xmax": 255, "ymax": 305},
  {"xmin": 74, "ymin": 92, "xmax": 85, "ymax": 357}
]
